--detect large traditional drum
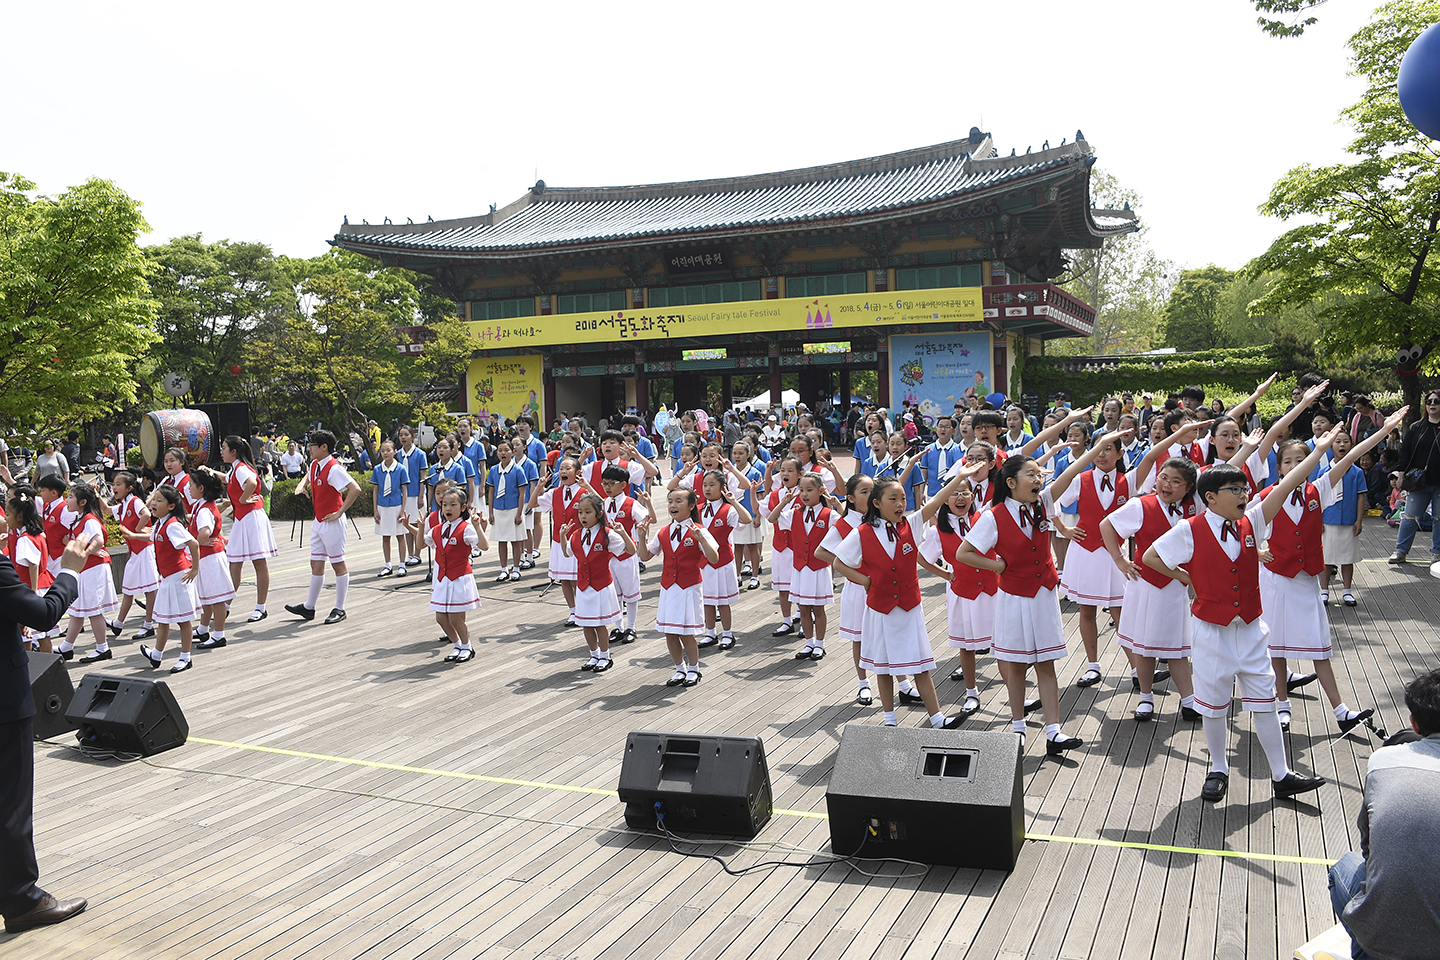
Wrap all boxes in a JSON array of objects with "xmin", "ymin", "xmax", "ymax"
[{"xmin": 139, "ymin": 409, "xmax": 213, "ymax": 469}]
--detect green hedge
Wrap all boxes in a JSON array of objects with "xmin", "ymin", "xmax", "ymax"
[
  {"xmin": 268, "ymin": 472, "xmax": 375, "ymax": 520},
  {"xmin": 1025, "ymin": 346, "xmax": 1282, "ymax": 413}
]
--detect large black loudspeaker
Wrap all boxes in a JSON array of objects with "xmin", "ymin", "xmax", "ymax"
[
  {"xmin": 191, "ymin": 402, "xmax": 251, "ymax": 462},
  {"xmin": 618, "ymin": 730, "xmax": 772, "ymax": 837},
  {"xmin": 826, "ymin": 726, "xmax": 1025, "ymax": 871},
  {"xmin": 64, "ymin": 674, "xmax": 188, "ymax": 756},
  {"xmin": 28, "ymin": 651, "xmax": 77, "ymax": 740}
]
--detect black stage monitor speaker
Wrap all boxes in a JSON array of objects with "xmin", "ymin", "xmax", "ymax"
[
  {"xmin": 826, "ymin": 726, "xmax": 1025, "ymax": 871},
  {"xmin": 28, "ymin": 651, "xmax": 77, "ymax": 740},
  {"xmin": 64, "ymin": 674, "xmax": 188, "ymax": 756},
  {"xmin": 618, "ymin": 730, "xmax": 772, "ymax": 837}
]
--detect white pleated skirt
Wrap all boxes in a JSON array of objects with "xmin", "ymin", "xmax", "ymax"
[
  {"xmin": 489, "ymin": 511, "xmax": 527, "ymax": 543},
  {"xmin": 838, "ymin": 580, "xmax": 865, "ymax": 642},
  {"xmin": 375, "ymin": 504, "xmax": 405, "ymax": 537},
  {"xmin": 1059, "ymin": 546, "xmax": 1125, "ymax": 607},
  {"xmin": 990, "ymin": 588, "xmax": 1067, "ymax": 664},
  {"xmin": 858, "ymin": 603, "xmax": 935, "ymax": 675},
  {"xmin": 945, "ymin": 590, "xmax": 996, "ymax": 650},
  {"xmin": 701, "ymin": 564, "xmax": 739, "ymax": 605},
  {"xmin": 194, "ymin": 553, "xmax": 236, "ymax": 605},
  {"xmin": 67, "ymin": 564, "xmax": 118, "ymax": 618},
  {"xmin": 228, "ymin": 509, "xmax": 279, "ymax": 561},
  {"xmin": 430, "ymin": 575, "xmax": 480, "ymax": 613},
  {"xmin": 733, "ymin": 519, "xmax": 765, "ymax": 545},
  {"xmin": 548, "ymin": 544, "xmax": 577, "ymax": 581},
  {"xmin": 1260, "ymin": 568, "xmax": 1332, "ymax": 659},
  {"xmin": 788, "ymin": 564, "xmax": 834, "ymax": 606},
  {"xmin": 574, "ymin": 584, "xmax": 621, "ymax": 626},
  {"xmin": 1116, "ymin": 577, "xmax": 1193, "ymax": 658},
  {"xmin": 1321, "ymin": 524, "xmax": 1362, "ymax": 564},
  {"xmin": 770, "ymin": 547, "xmax": 794, "ymax": 591},
  {"xmin": 152, "ymin": 571, "xmax": 198, "ymax": 624},
  {"xmin": 121, "ymin": 547, "xmax": 161, "ymax": 595},
  {"xmin": 655, "ymin": 583, "xmax": 704, "ymax": 635}
]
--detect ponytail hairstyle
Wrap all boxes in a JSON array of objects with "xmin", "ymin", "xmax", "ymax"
[
  {"xmin": 222, "ymin": 434, "xmax": 256, "ymax": 467},
  {"xmin": 843, "ymin": 473, "xmax": 873, "ymax": 515},
  {"xmin": 190, "ymin": 466, "xmax": 227, "ymax": 502},
  {"xmin": 863, "ymin": 478, "xmax": 903, "ymax": 524},
  {"xmin": 5, "ymin": 484, "xmax": 44, "ymax": 536},
  {"xmin": 113, "ymin": 471, "xmax": 138, "ymax": 496},
  {"xmin": 69, "ymin": 481, "xmax": 104, "ymax": 519},
  {"xmin": 151, "ymin": 484, "xmax": 183, "ymax": 517},
  {"xmin": 992, "ymin": 454, "xmax": 1036, "ymax": 507},
  {"xmin": 935, "ymin": 478, "xmax": 976, "ymax": 535},
  {"xmin": 575, "ymin": 492, "xmax": 608, "ymax": 536}
]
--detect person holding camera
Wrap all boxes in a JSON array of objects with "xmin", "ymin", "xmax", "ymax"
[{"xmin": 1388, "ymin": 388, "xmax": 1440, "ymax": 564}]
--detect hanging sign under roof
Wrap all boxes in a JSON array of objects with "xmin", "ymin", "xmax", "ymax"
[{"xmin": 664, "ymin": 246, "xmax": 729, "ymax": 274}]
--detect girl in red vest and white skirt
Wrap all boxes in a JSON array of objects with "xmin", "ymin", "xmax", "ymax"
[
  {"xmin": 921, "ymin": 474, "xmax": 996, "ymax": 719},
  {"xmin": 6, "ymin": 485, "xmax": 53, "ymax": 652},
  {"xmin": 187, "ymin": 469, "xmax": 236, "ymax": 654},
  {"xmin": 636, "ymin": 488, "xmax": 720, "ymax": 688},
  {"xmin": 832, "ymin": 477, "xmax": 965, "ymax": 730},
  {"xmin": 599, "ymin": 466, "xmax": 654, "ymax": 644},
  {"xmin": 221, "ymin": 435, "xmax": 279, "ymax": 623},
  {"xmin": 426, "ymin": 486, "xmax": 489, "ymax": 664},
  {"xmin": 560, "ymin": 492, "xmax": 637, "ymax": 673},
  {"xmin": 770, "ymin": 473, "xmax": 836, "ymax": 660},
  {"xmin": 1262, "ymin": 410, "xmax": 1403, "ymax": 732},
  {"xmin": 526, "ymin": 457, "xmax": 583, "ymax": 627},
  {"xmin": 697, "ymin": 470, "xmax": 750, "ymax": 652},
  {"xmin": 108, "ymin": 470, "xmax": 160, "ymax": 641},
  {"xmin": 55, "ymin": 482, "xmax": 119, "ymax": 665},
  {"xmin": 1100, "ymin": 456, "xmax": 1201, "ymax": 721},
  {"xmin": 140, "ymin": 485, "xmax": 202, "ymax": 673},
  {"xmin": 765, "ymin": 457, "xmax": 803, "ymax": 637},
  {"xmin": 816, "ymin": 474, "xmax": 875, "ymax": 703}
]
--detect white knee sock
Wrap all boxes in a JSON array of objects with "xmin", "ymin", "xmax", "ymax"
[
  {"xmin": 334, "ymin": 574, "xmax": 349, "ymax": 610},
  {"xmin": 1202, "ymin": 716, "xmax": 1230, "ymax": 775},
  {"xmin": 1254, "ymin": 712, "xmax": 1290, "ymax": 781},
  {"xmin": 625, "ymin": 602, "xmax": 637, "ymax": 631},
  {"xmin": 306, "ymin": 575, "xmax": 323, "ymax": 609}
]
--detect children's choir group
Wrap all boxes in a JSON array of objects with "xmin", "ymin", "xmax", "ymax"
[{"xmin": 8, "ymin": 378, "xmax": 1406, "ymax": 802}]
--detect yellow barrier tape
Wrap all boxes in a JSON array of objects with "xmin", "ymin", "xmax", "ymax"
[{"xmin": 184, "ymin": 736, "xmax": 1335, "ymax": 866}]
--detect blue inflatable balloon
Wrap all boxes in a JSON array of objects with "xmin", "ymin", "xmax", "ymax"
[{"xmin": 1399, "ymin": 20, "xmax": 1440, "ymax": 140}]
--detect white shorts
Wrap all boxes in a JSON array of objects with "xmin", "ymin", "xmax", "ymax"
[
  {"xmin": 1190, "ymin": 615, "xmax": 1276, "ymax": 718},
  {"xmin": 375, "ymin": 504, "xmax": 405, "ymax": 537},
  {"xmin": 310, "ymin": 517, "xmax": 347, "ymax": 563},
  {"xmin": 121, "ymin": 547, "xmax": 161, "ymax": 596},
  {"xmin": 610, "ymin": 555, "xmax": 641, "ymax": 604}
]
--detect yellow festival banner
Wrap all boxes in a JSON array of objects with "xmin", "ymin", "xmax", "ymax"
[
  {"xmin": 466, "ymin": 286, "xmax": 984, "ymax": 349},
  {"xmin": 467, "ymin": 355, "xmax": 543, "ymax": 422}
]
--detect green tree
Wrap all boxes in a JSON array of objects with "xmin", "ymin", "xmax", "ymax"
[
  {"xmin": 1161, "ymin": 266, "xmax": 1236, "ymax": 352},
  {"xmin": 1053, "ymin": 170, "xmax": 1173, "ymax": 356},
  {"xmin": 1254, "ymin": 0, "xmax": 1330, "ymax": 37},
  {"xmin": 0, "ymin": 172, "xmax": 158, "ymax": 434},
  {"xmin": 1248, "ymin": 0, "xmax": 1440, "ymax": 418},
  {"xmin": 145, "ymin": 235, "xmax": 291, "ymax": 403}
]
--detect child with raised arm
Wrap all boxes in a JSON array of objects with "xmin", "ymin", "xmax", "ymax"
[
  {"xmin": 559, "ymin": 492, "xmax": 634, "ymax": 673},
  {"xmin": 636, "ymin": 488, "xmax": 720, "ymax": 688}
]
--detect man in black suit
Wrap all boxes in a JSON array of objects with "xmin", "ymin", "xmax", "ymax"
[{"xmin": 2, "ymin": 532, "xmax": 98, "ymax": 934}]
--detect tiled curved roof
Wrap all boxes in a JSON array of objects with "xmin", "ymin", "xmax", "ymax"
[{"xmin": 333, "ymin": 135, "xmax": 1135, "ymax": 256}]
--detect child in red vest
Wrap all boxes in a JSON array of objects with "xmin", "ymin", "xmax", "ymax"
[
  {"xmin": 1101, "ymin": 457, "xmax": 1201, "ymax": 721},
  {"xmin": 599, "ymin": 466, "xmax": 654, "ymax": 645},
  {"xmin": 285, "ymin": 430, "xmax": 362, "ymax": 625},
  {"xmin": 697, "ymin": 470, "xmax": 750, "ymax": 652},
  {"xmin": 109, "ymin": 471, "xmax": 160, "ymax": 642},
  {"xmin": 187, "ymin": 469, "xmax": 236, "ymax": 655},
  {"xmin": 765, "ymin": 457, "xmax": 803, "ymax": 637},
  {"xmin": 426, "ymin": 487, "xmax": 488, "ymax": 663},
  {"xmin": 832, "ymin": 477, "xmax": 965, "ymax": 729},
  {"xmin": 1143, "ymin": 430, "xmax": 1342, "ymax": 803},
  {"xmin": 560, "ymin": 492, "xmax": 636, "ymax": 673},
  {"xmin": 1262, "ymin": 408, "xmax": 1405, "ymax": 732},
  {"xmin": 5, "ymin": 485, "xmax": 53, "ymax": 652},
  {"xmin": 769, "ymin": 474, "xmax": 835, "ymax": 660},
  {"xmin": 636, "ymin": 488, "xmax": 720, "ymax": 688},
  {"xmin": 140, "ymin": 485, "xmax": 201, "ymax": 673},
  {"xmin": 221, "ymin": 434, "xmax": 279, "ymax": 622},
  {"xmin": 525, "ymin": 456, "xmax": 584, "ymax": 627},
  {"xmin": 35, "ymin": 476, "xmax": 69, "ymax": 638},
  {"xmin": 816, "ymin": 474, "xmax": 875, "ymax": 703},
  {"xmin": 56, "ymin": 482, "xmax": 118, "ymax": 664},
  {"xmin": 921, "ymin": 475, "xmax": 995, "ymax": 719}
]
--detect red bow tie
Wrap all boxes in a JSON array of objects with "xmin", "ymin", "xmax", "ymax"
[{"xmin": 609, "ymin": 501, "xmax": 617, "ymax": 514}]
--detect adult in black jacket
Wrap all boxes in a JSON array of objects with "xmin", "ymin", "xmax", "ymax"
[
  {"xmin": 1388, "ymin": 390, "xmax": 1440, "ymax": 564},
  {"xmin": 2, "ymin": 534, "xmax": 99, "ymax": 934}
]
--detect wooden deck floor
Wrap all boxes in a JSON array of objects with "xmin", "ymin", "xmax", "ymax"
[{"xmin": 8, "ymin": 495, "xmax": 1433, "ymax": 960}]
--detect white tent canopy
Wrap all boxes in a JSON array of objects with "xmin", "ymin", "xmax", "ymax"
[{"xmin": 737, "ymin": 388, "xmax": 798, "ymax": 409}]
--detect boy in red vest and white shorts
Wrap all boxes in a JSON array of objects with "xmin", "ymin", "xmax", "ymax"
[{"xmin": 285, "ymin": 430, "xmax": 361, "ymax": 625}]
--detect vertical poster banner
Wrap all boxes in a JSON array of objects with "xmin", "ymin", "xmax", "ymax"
[
  {"xmin": 468, "ymin": 355, "xmax": 543, "ymax": 424},
  {"xmin": 888, "ymin": 333, "xmax": 993, "ymax": 428}
]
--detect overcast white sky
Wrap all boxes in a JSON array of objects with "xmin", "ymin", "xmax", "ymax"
[{"xmin": 7, "ymin": 0, "xmax": 1379, "ymax": 272}]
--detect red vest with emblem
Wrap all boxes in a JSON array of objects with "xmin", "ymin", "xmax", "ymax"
[
  {"xmin": 7, "ymin": 531, "xmax": 52, "ymax": 589},
  {"xmin": 768, "ymin": 487, "xmax": 793, "ymax": 551},
  {"xmin": 190, "ymin": 501, "xmax": 227, "ymax": 558},
  {"xmin": 572, "ymin": 527, "xmax": 615, "ymax": 591},
  {"xmin": 994, "ymin": 503, "xmax": 1059, "ymax": 598},
  {"xmin": 857, "ymin": 521, "xmax": 923, "ymax": 613},
  {"xmin": 940, "ymin": 515, "xmax": 998, "ymax": 599},
  {"xmin": 1075, "ymin": 469, "xmax": 1128, "ymax": 553},
  {"xmin": 788, "ymin": 505, "xmax": 832, "ymax": 572},
  {"xmin": 162, "ymin": 471, "xmax": 197, "ymax": 512},
  {"xmin": 308, "ymin": 459, "xmax": 345, "ymax": 520},
  {"xmin": 433, "ymin": 519, "xmax": 474, "ymax": 581},
  {"xmin": 659, "ymin": 522, "xmax": 705, "ymax": 589},
  {"xmin": 67, "ymin": 512, "xmax": 110, "ymax": 570},
  {"xmin": 117, "ymin": 494, "xmax": 152, "ymax": 554},
  {"xmin": 152, "ymin": 515, "xmax": 192, "ymax": 577},
  {"xmin": 1186, "ymin": 514, "xmax": 1262, "ymax": 624},
  {"xmin": 606, "ymin": 495, "xmax": 639, "ymax": 559},
  {"xmin": 701, "ymin": 500, "xmax": 735, "ymax": 568},
  {"xmin": 1261, "ymin": 482, "xmax": 1326, "ymax": 578},
  {"xmin": 549, "ymin": 485, "xmax": 580, "ymax": 543},
  {"xmin": 227, "ymin": 463, "xmax": 263, "ymax": 520},
  {"xmin": 1134, "ymin": 494, "xmax": 1196, "ymax": 590},
  {"xmin": 41, "ymin": 498, "xmax": 66, "ymax": 562},
  {"xmin": 586, "ymin": 458, "xmax": 631, "ymax": 492}
]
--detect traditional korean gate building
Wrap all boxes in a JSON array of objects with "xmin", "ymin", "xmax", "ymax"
[{"xmin": 332, "ymin": 128, "xmax": 1136, "ymax": 426}]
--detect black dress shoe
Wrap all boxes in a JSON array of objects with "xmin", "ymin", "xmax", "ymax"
[
  {"xmin": 284, "ymin": 603, "xmax": 316, "ymax": 621},
  {"xmin": 169, "ymin": 658, "xmax": 193, "ymax": 673},
  {"xmin": 246, "ymin": 610, "xmax": 268, "ymax": 623},
  {"xmin": 1024, "ymin": 698, "xmax": 1044, "ymax": 716},
  {"xmin": 897, "ymin": 689, "xmax": 926, "ymax": 705},
  {"xmin": 1045, "ymin": 735, "xmax": 1083, "ymax": 755},
  {"xmin": 132, "ymin": 626, "xmax": 157, "ymax": 640},
  {"xmin": 1153, "ymin": 669, "xmax": 1171, "ymax": 685},
  {"xmin": 592, "ymin": 657, "xmax": 614, "ymax": 673},
  {"xmin": 808, "ymin": 647, "xmax": 826, "ymax": 661},
  {"xmin": 56, "ymin": 647, "xmax": 74, "ymax": 661},
  {"xmin": 196, "ymin": 636, "xmax": 226, "ymax": 650},
  {"xmin": 1273, "ymin": 772, "xmax": 1325, "ymax": 799},
  {"xmin": 78, "ymin": 649, "xmax": 112, "ymax": 664},
  {"xmin": 139, "ymin": 644, "xmax": 162, "ymax": 668},
  {"xmin": 620, "ymin": 629, "xmax": 637, "ymax": 644},
  {"xmin": 1076, "ymin": 669, "xmax": 1103, "ymax": 688},
  {"xmin": 4, "ymin": 893, "xmax": 87, "ymax": 933},
  {"xmin": 665, "ymin": 672, "xmax": 687, "ymax": 687},
  {"xmin": 1337, "ymin": 708, "xmax": 1375, "ymax": 734},
  {"xmin": 772, "ymin": 622, "xmax": 796, "ymax": 636},
  {"xmin": 697, "ymin": 635, "xmax": 719, "ymax": 648},
  {"xmin": 941, "ymin": 714, "xmax": 965, "ymax": 729},
  {"xmin": 1181, "ymin": 706, "xmax": 1203, "ymax": 721},
  {"xmin": 1287, "ymin": 672, "xmax": 1318, "ymax": 692},
  {"xmin": 683, "ymin": 671, "xmax": 702, "ymax": 687},
  {"xmin": 107, "ymin": 621, "xmax": 123, "ymax": 637},
  {"xmin": 323, "ymin": 608, "xmax": 346, "ymax": 625},
  {"xmin": 1201, "ymin": 772, "xmax": 1229, "ymax": 802}
]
